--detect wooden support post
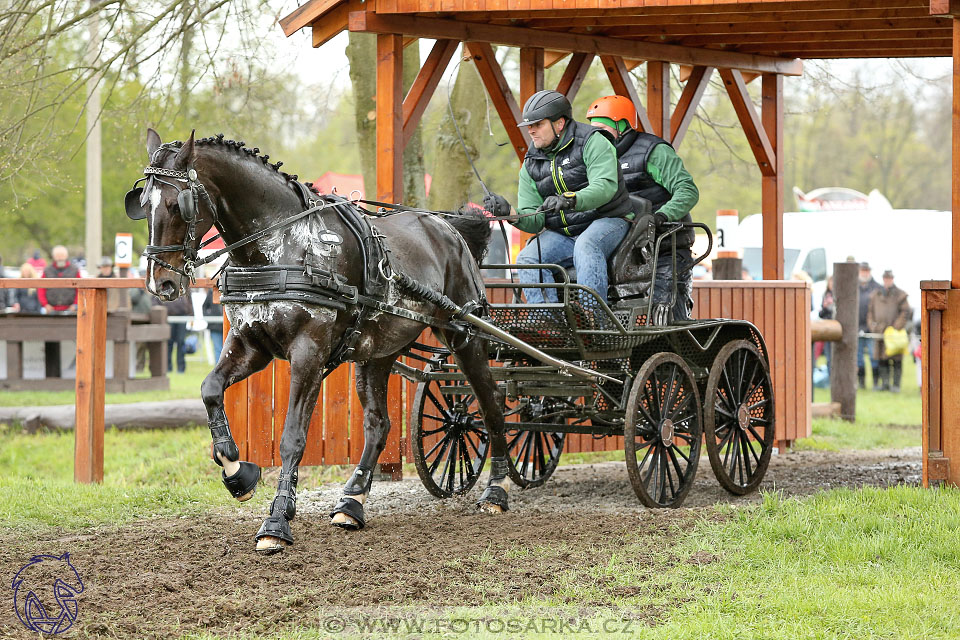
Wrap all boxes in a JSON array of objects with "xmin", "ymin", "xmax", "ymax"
[
  {"xmin": 647, "ymin": 61, "xmax": 670, "ymax": 139},
  {"xmin": 713, "ymin": 258, "xmax": 742, "ymax": 280},
  {"xmin": 761, "ymin": 73, "xmax": 784, "ymax": 280},
  {"xmin": 830, "ymin": 262, "xmax": 859, "ymax": 421},
  {"xmin": 670, "ymin": 66, "xmax": 713, "ymax": 149},
  {"xmin": 466, "ymin": 41, "xmax": 530, "ymax": 160},
  {"xmin": 402, "ymin": 39, "xmax": 459, "ymax": 148},
  {"xmin": 954, "ymin": 19, "xmax": 960, "ymax": 287},
  {"xmin": 377, "ymin": 33, "xmax": 403, "ymax": 202},
  {"xmin": 555, "ymin": 52, "xmax": 594, "ymax": 103},
  {"xmin": 75, "ymin": 288, "xmax": 107, "ymax": 483},
  {"xmin": 519, "ymin": 47, "xmax": 544, "ymax": 105}
]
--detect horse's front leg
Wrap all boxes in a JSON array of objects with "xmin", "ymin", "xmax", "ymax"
[
  {"xmin": 255, "ymin": 336, "xmax": 331, "ymax": 554},
  {"xmin": 447, "ymin": 334, "xmax": 510, "ymax": 514},
  {"xmin": 201, "ymin": 329, "xmax": 272, "ymax": 503},
  {"xmin": 329, "ymin": 355, "xmax": 398, "ymax": 530}
]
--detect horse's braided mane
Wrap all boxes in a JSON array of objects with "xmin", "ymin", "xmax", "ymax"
[{"xmin": 161, "ymin": 132, "xmax": 321, "ymax": 195}]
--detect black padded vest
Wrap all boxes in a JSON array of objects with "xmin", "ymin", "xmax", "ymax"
[
  {"xmin": 523, "ymin": 120, "xmax": 632, "ymax": 237},
  {"xmin": 615, "ymin": 130, "xmax": 694, "ymax": 249}
]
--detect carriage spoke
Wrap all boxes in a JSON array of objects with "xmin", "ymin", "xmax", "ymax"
[
  {"xmin": 747, "ymin": 424, "xmax": 768, "ymax": 447},
  {"xmin": 670, "ymin": 444, "xmax": 691, "ymax": 464},
  {"xmin": 425, "ymin": 433, "xmax": 452, "ymax": 466},
  {"xmin": 667, "ymin": 446, "xmax": 685, "ymax": 480}
]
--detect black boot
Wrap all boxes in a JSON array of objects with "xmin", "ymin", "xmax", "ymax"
[
  {"xmin": 857, "ymin": 366, "xmax": 866, "ymax": 390},
  {"xmin": 892, "ymin": 359, "xmax": 903, "ymax": 393},
  {"xmin": 872, "ymin": 366, "xmax": 882, "ymax": 391}
]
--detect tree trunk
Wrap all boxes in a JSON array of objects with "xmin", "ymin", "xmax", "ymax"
[
  {"xmin": 346, "ymin": 33, "xmax": 378, "ymax": 198},
  {"xmin": 348, "ymin": 34, "xmax": 425, "ymax": 205},
  {"xmin": 428, "ymin": 49, "xmax": 486, "ymax": 211}
]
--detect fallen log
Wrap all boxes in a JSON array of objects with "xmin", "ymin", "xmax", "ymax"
[{"xmin": 0, "ymin": 399, "xmax": 207, "ymax": 432}]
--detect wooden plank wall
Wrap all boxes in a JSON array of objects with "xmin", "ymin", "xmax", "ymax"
[{"xmin": 229, "ymin": 279, "xmax": 810, "ymax": 467}]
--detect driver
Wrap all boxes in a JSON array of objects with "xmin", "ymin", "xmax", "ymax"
[
  {"xmin": 483, "ymin": 90, "xmax": 633, "ymax": 310},
  {"xmin": 585, "ymin": 95, "xmax": 699, "ymax": 324}
]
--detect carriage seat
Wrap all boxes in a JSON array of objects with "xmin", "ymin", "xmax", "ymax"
[{"xmin": 555, "ymin": 196, "xmax": 656, "ymax": 302}]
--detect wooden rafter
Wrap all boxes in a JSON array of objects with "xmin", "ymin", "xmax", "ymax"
[
  {"xmin": 720, "ymin": 68, "xmax": 775, "ymax": 176},
  {"xmin": 555, "ymin": 52, "xmax": 595, "ymax": 102},
  {"xmin": 599, "ymin": 55, "xmax": 653, "ymax": 133},
  {"xmin": 675, "ymin": 27, "xmax": 951, "ymax": 46},
  {"xmin": 347, "ymin": 12, "xmax": 803, "ymax": 75},
  {"xmin": 402, "ymin": 39, "xmax": 459, "ymax": 148},
  {"xmin": 670, "ymin": 66, "xmax": 713, "ymax": 149},
  {"xmin": 601, "ymin": 16, "xmax": 950, "ymax": 38},
  {"xmin": 544, "ymin": 50, "xmax": 569, "ymax": 68},
  {"xmin": 737, "ymin": 39, "xmax": 951, "ymax": 53},
  {"xmin": 310, "ymin": 0, "xmax": 364, "ymax": 47},
  {"xmin": 465, "ymin": 41, "xmax": 530, "ymax": 160}
]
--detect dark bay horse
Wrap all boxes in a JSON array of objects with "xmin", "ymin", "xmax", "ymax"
[{"xmin": 128, "ymin": 129, "xmax": 513, "ymax": 553}]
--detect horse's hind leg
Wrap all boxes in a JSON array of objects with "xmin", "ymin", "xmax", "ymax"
[
  {"xmin": 255, "ymin": 337, "xmax": 331, "ymax": 554},
  {"xmin": 329, "ymin": 354, "xmax": 398, "ymax": 530},
  {"xmin": 445, "ymin": 333, "xmax": 510, "ymax": 514},
  {"xmin": 200, "ymin": 330, "xmax": 272, "ymax": 502}
]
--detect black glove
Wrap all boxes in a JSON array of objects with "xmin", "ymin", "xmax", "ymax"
[
  {"xmin": 653, "ymin": 212, "xmax": 669, "ymax": 229},
  {"xmin": 537, "ymin": 192, "xmax": 576, "ymax": 214},
  {"xmin": 483, "ymin": 192, "xmax": 512, "ymax": 218}
]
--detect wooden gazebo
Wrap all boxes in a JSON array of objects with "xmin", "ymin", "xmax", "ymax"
[{"xmin": 218, "ymin": 0, "xmax": 956, "ymax": 481}]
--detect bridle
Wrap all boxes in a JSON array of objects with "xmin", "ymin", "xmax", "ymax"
[{"xmin": 125, "ymin": 147, "xmax": 220, "ymax": 284}]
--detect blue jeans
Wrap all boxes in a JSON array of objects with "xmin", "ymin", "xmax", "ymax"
[
  {"xmin": 517, "ymin": 217, "xmax": 630, "ymax": 304},
  {"xmin": 857, "ymin": 336, "xmax": 871, "ymax": 369}
]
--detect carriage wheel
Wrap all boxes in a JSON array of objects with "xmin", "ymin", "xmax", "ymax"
[
  {"xmin": 703, "ymin": 340, "xmax": 775, "ymax": 495},
  {"xmin": 411, "ymin": 376, "xmax": 490, "ymax": 498},
  {"xmin": 504, "ymin": 397, "xmax": 565, "ymax": 489},
  {"xmin": 624, "ymin": 353, "xmax": 702, "ymax": 508}
]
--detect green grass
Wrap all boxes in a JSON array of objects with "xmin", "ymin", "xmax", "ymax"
[{"xmin": 0, "ymin": 351, "xmax": 212, "ymax": 407}]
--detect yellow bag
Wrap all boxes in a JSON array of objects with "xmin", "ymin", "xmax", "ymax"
[{"xmin": 883, "ymin": 327, "xmax": 909, "ymax": 356}]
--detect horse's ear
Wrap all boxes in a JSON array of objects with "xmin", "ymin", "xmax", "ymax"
[
  {"xmin": 174, "ymin": 129, "xmax": 196, "ymax": 169},
  {"xmin": 146, "ymin": 128, "xmax": 161, "ymax": 159}
]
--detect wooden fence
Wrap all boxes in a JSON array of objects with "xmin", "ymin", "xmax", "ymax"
[{"xmin": 227, "ymin": 279, "xmax": 811, "ymax": 469}]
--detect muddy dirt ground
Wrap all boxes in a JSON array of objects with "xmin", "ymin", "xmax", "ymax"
[{"xmin": 0, "ymin": 447, "xmax": 921, "ymax": 639}]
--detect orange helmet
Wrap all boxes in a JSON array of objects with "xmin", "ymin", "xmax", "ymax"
[{"xmin": 585, "ymin": 95, "xmax": 639, "ymax": 130}]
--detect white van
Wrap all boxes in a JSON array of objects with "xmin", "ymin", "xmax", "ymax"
[{"xmin": 737, "ymin": 208, "xmax": 951, "ymax": 323}]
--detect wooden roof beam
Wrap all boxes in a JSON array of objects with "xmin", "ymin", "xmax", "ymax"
[
  {"xmin": 280, "ymin": 0, "xmax": 339, "ymax": 36},
  {"xmin": 311, "ymin": 0, "xmax": 364, "ymax": 47},
  {"xmin": 737, "ymin": 39, "xmax": 951, "ymax": 54},
  {"xmin": 676, "ymin": 27, "xmax": 952, "ymax": 46},
  {"xmin": 599, "ymin": 55, "xmax": 654, "ymax": 133},
  {"xmin": 464, "ymin": 42, "xmax": 531, "ymax": 160},
  {"xmin": 719, "ymin": 68, "xmax": 775, "ymax": 176},
  {"xmin": 544, "ymin": 50, "xmax": 569, "ymax": 68},
  {"xmin": 402, "ymin": 39, "xmax": 459, "ymax": 148},
  {"xmin": 520, "ymin": 6, "xmax": 933, "ymax": 28},
  {"xmin": 347, "ymin": 12, "xmax": 803, "ymax": 75},
  {"xmin": 417, "ymin": 0, "xmax": 930, "ymax": 20},
  {"xmin": 602, "ymin": 17, "xmax": 950, "ymax": 38}
]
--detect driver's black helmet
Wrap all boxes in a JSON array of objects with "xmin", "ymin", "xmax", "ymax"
[{"xmin": 517, "ymin": 90, "xmax": 573, "ymax": 127}]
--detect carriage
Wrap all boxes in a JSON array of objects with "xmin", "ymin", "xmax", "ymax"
[{"xmin": 398, "ymin": 215, "xmax": 775, "ymax": 508}]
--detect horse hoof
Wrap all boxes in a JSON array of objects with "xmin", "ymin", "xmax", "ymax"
[
  {"xmin": 478, "ymin": 502, "xmax": 504, "ymax": 514},
  {"xmin": 330, "ymin": 512, "xmax": 362, "ymax": 529},
  {"xmin": 255, "ymin": 535, "xmax": 289, "ymax": 555},
  {"xmin": 236, "ymin": 487, "xmax": 256, "ymax": 502}
]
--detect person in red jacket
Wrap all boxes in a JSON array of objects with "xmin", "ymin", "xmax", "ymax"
[{"xmin": 37, "ymin": 245, "xmax": 79, "ymax": 314}]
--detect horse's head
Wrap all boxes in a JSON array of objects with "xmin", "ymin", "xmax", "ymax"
[{"xmin": 125, "ymin": 128, "xmax": 217, "ymax": 301}]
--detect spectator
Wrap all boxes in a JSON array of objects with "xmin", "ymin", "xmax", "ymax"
[
  {"xmin": 202, "ymin": 288, "xmax": 224, "ymax": 362},
  {"xmin": 741, "ymin": 267, "xmax": 753, "ymax": 281},
  {"xmin": 0, "ymin": 253, "xmax": 15, "ymax": 311},
  {"xmin": 818, "ymin": 275, "xmax": 836, "ymax": 374},
  {"xmin": 38, "ymin": 245, "xmax": 79, "ymax": 314},
  {"xmin": 867, "ymin": 270, "xmax": 910, "ymax": 392},
  {"xmin": 14, "ymin": 263, "xmax": 42, "ymax": 313},
  {"xmin": 96, "ymin": 256, "xmax": 122, "ymax": 312},
  {"xmin": 128, "ymin": 267, "xmax": 155, "ymax": 373},
  {"xmin": 27, "ymin": 250, "xmax": 46, "ymax": 272},
  {"xmin": 857, "ymin": 262, "xmax": 882, "ymax": 389},
  {"xmin": 163, "ymin": 290, "xmax": 193, "ymax": 374}
]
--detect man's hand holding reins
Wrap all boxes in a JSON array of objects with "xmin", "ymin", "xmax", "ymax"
[
  {"xmin": 537, "ymin": 192, "xmax": 576, "ymax": 215},
  {"xmin": 483, "ymin": 192, "xmax": 513, "ymax": 219}
]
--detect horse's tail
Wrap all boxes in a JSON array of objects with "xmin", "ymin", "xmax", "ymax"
[{"xmin": 446, "ymin": 204, "xmax": 492, "ymax": 265}]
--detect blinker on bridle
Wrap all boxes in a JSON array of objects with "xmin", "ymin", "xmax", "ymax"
[{"xmin": 125, "ymin": 161, "xmax": 218, "ymax": 282}]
